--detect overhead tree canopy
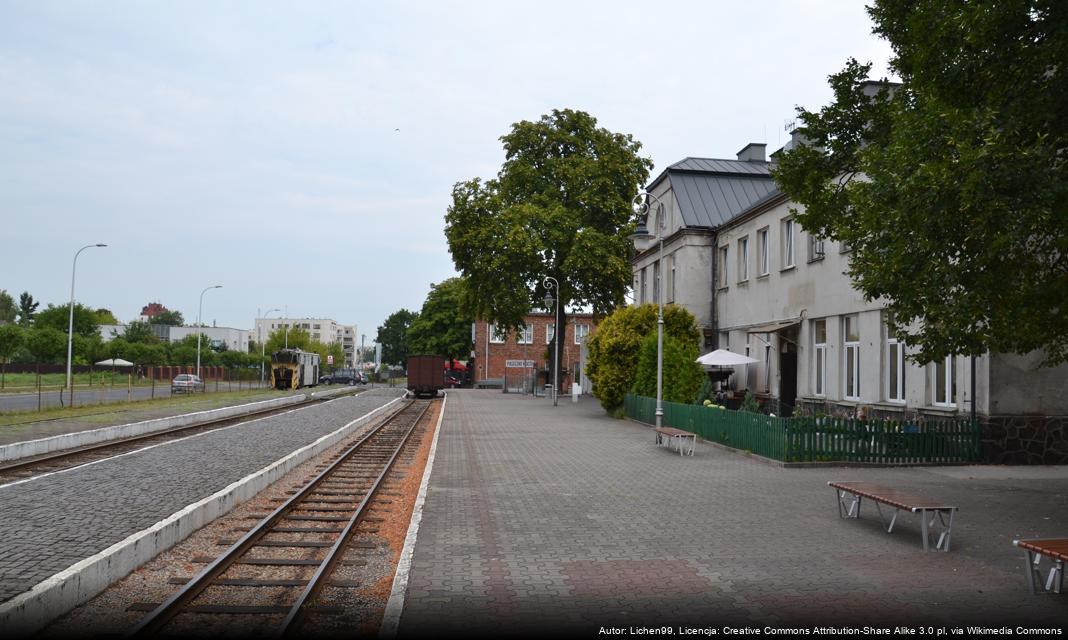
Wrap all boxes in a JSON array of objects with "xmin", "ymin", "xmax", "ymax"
[
  {"xmin": 153, "ymin": 309, "xmax": 184, "ymax": 326},
  {"xmin": 407, "ymin": 278, "xmax": 474, "ymax": 361},
  {"xmin": 376, "ymin": 309, "xmax": 418, "ymax": 365},
  {"xmin": 445, "ymin": 108, "xmax": 653, "ymax": 331},
  {"xmin": 772, "ymin": 1, "xmax": 1068, "ymax": 365}
]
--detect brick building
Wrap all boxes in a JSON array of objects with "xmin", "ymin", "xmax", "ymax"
[{"xmin": 471, "ymin": 312, "xmax": 597, "ymax": 392}]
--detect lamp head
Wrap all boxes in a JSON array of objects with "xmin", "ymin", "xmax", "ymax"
[
  {"xmin": 544, "ymin": 292, "xmax": 554, "ymax": 309},
  {"xmin": 95, "ymin": 243, "xmax": 107, "ymax": 247}
]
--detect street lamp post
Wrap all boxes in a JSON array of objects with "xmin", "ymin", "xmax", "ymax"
[
  {"xmin": 630, "ymin": 192, "xmax": 666, "ymax": 429},
  {"xmin": 261, "ymin": 308, "xmax": 281, "ymax": 384},
  {"xmin": 543, "ymin": 276, "xmax": 560, "ymax": 407},
  {"xmin": 196, "ymin": 285, "xmax": 223, "ymax": 380},
  {"xmin": 66, "ymin": 243, "xmax": 107, "ymax": 406}
]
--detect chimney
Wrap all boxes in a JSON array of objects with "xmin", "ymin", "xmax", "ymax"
[{"xmin": 736, "ymin": 143, "xmax": 766, "ymax": 163}]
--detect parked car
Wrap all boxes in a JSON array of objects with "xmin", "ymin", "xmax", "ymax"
[
  {"xmin": 171, "ymin": 374, "xmax": 205, "ymax": 394},
  {"xmin": 319, "ymin": 369, "xmax": 360, "ymax": 385}
]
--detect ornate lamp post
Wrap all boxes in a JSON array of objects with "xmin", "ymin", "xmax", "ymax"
[
  {"xmin": 543, "ymin": 276, "xmax": 560, "ymax": 407},
  {"xmin": 196, "ymin": 285, "xmax": 222, "ymax": 380},
  {"xmin": 629, "ymin": 191, "xmax": 665, "ymax": 429},
  {"xmin": 66, "ymin": 243, "xmax": 107, "ymax": 406}
]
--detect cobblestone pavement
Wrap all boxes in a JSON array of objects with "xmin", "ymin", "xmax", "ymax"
[
  {"xmin": 397, "ymin": 391, "xmax": 1068, "ymax": 637},
  {"xmin": 0, "ymin": 388, "xmax": 404, "ymax": 604}
]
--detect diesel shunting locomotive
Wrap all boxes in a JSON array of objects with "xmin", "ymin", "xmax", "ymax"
[{"xmin": 272, "ymin": 348, "xmax": 321, "ymax": 390}]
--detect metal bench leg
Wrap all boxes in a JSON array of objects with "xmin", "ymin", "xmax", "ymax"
[
  {"xmin": 874, "ymin": 502, "xmax": 899, "ymax": 534},
  {"xmin": 836, "ymin": 490, "xmax": 861, "ymax": 519},
  {"xmin": 1024, "ymin": 550, "xmax": 1064, "ymax": 594},
  {"xmin": 918, "ymin": 509, "xmax": 954, "ymax": 552}
]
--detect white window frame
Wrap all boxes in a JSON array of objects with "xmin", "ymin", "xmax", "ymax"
[
  {"xmin": 545, "ymin": 323, "xmax": 555, "ymax": 345},
  {"xmin": 813, "ymin": 319, "xmax": 827, "ymax": 397},
  {"xmin": 718, "ymin": 245, "xmax": 729, "ymax": 288},
  {"xmin": 757, "ymin": 227, "xmax": 770, "ymax": 276},
  {"xmin": 781, "ymin": 218, "xmax": 795, "ymax": 269},
  {"xmin": 489, "ymin": 324, "xmax": 506, "ymax": 344},
  {"xmin": 932, "ymin": 355, "xmax": 956, "ymax": 407},
  {"xmin": 886, "ymin": 324, "xmax": 905, "ymax": 403},
  {"xmin": 843, "ymin": 315, "xmax": 860, "ymax": 401},
  {"xmin": 738, "ymin": 236, "xmax": 749, "ymax": 282},
  {"xmin": 574, "ymin": 323, "xmax": 590, "ymax": 345},
  {"xmin": 517, "ymin": 324, "xmax": 533, "ymax": 345},
  {"xmin": 808, "ymin": 235, "xmax": 825, "ymax": 261}
]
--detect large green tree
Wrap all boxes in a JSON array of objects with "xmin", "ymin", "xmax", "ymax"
[
  {"xmin": 772, "ymin": 2, "xmax": 1068, "ymax": 365},
  {"xmin": 376, "ymin": 309, "xmax": 418, "ymax": 365},
  {"xmin": 585, "ymin": 303, "xmax": 701, "ymax": 414},
  {"xmin": 122, "ymin": 320, "xmax": 160, "ymax": 344},
  {"xmin": 34, "ymin": 303, "xmax": 101, "ymax": 339},
  {"xmin": 0, "ymin": 323, "xmax": 24, "ymax": 388},
  {"xmin": 25, "ymin": 326, "xmax": 67, "ymax": 364},
  {"xmin": 0, "ymin": 290, "xmax": 15, "ymax": 324},
  {"xmin": 17, "ymin": 292, "xmax": 38, "ymax": 326},
  {"xmin": 445, "ymin": 108, "xmax": 653, "ymax": 391},
  {"xmin": 154, "ymin": 309, "xmax": 184, "ymax": 326},
  {"xmin": 407, "ymin": 278, "xmax": 474, "ymax": 360}
]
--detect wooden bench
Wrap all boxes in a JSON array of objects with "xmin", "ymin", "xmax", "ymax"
[
  {"xmin": 1013, "ymin": 538, "xmax": 1067, "ymax": 594},
  {"xmin": 654, "ymin": 427, "xmax": 695, "ymax": 456},
  {"xmin": 828, "ymin": 481, "xmax": 957, "ymax": 552}
]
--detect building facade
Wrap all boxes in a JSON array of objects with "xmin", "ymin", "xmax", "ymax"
[
  {"xmin": 634, "ymin": 141, "xmax": 1068, "ymax": 463},
  {"xmin": 254, "ymin": 317, "xmax": 357, "ymax": 367},
  {"xmin": 471, "ymin": 312, "xmax": 596, "ymax": 393}
]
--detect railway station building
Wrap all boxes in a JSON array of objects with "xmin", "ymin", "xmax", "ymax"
[
  {"xmin": 633, "ymin": 137, "xmax": 1068, "ymax": 463},
  {"xmin": 471, "ymin": 312, "xmax": 597, "ymax": 394}
]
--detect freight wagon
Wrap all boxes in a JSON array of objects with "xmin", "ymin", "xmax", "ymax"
[{"xmin": 407, "ymin": 355, "xmax": 446, "ymax": 398}]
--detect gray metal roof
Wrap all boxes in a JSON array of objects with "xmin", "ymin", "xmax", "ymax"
[
  {"xmin": 668, "ymin": 171, "xmax": 780, "ymax": 228},
  {"xmin": 667, "ymin": 157, "xmax": 772, "ymax": 176}
]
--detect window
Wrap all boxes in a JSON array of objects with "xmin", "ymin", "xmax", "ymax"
[
  {"xmin": 738, "ymin": 236, "xmax": 749, "ymax": 282},
  {"xmin": 757, "ymin": 227, "xmax": 770, "ymax": 276},
  {"xmin": 718, "ymin": 245, "xmax": 729, "ymax": 287},
  {"xmin": 843, "ymin": 315, "xmax": 860, "ymax": 400},
  {"xmin": 640, "ymin": 267, "xmax": 647, "ymax": 304},
  {"xmin": 518, "ymin": 324, "xmax": 533, "ymax": 344},
  {"xmin": 813, "ymin": 319, "xmax": 827, "ymax": 397},
  {"xmin": 933, "ymin": 355, "xmax": 956, "ymax": 406},
  {"xmin": 669, "ymin": 255, "xmax": 676, "ymax": 303},
  {"xmin": 575, "ymin": 323, "xmax": 590, "ymax": 344},
  {"xmin": 841, "ymin": 240, "xmax": 852, "ymax": 253},
  {"xmin": 489, "ymin": 324, "xmax": 506, "ymax": 344},
  {"xmin": 545, "ymin": 323, "xmax": 555, "ymax": 344},
  {"xmin": 653, "ymin": 261, "xmax": 660, "ymax": 303},
  {"xmin": 808, "ymin": 235, "xmax": 825, "ymax": 261},
  {"xmin": 313, "ymin": 324, "xmax": 321, "ymax": 330},
  {"xmin": 781, "ymin": 218, "xmax": 795, "ymax": 268},
  {"xmin": 886, "ymin": 314, "xmax": 905, "ymax": 403}
]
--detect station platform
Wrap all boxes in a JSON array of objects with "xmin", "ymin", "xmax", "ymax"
[{"xmin": 396, "ymin": 390, "xmax": 1068, "ymax": 635}]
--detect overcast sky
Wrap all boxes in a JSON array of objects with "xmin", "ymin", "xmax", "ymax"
[{"xmin": 1, "ymin": 1, "xmax": 894, "ymax": 341}]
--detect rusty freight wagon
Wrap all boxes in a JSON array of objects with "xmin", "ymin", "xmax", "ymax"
[{"xmin": 407, "ymin": 355, "xmax": 446, "ymax": 398}]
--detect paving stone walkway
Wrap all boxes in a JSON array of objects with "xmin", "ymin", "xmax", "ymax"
[{"xmin": 397, "ymin": 391, "xmax": 1068, "ymax": 636}]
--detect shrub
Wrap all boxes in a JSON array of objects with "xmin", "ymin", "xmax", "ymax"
[
  {"xmin": 585, "ymin": 303, "xmax": 700, "ymax": 413},
  {"xmin": 630, "ymin": 332, "xmax": 704, "ymax": 405}
]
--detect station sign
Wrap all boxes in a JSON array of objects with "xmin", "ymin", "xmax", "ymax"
[{"xmin": 505, "ymin": 360, "xmax": 535, "ymax": 368}]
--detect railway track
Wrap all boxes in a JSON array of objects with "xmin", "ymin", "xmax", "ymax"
[
  {"xmin": 0, "ymin": 390, "xmax": 359, "ymax": 484},
  {"xmin": 124, "ymin": 398, "xmax": 433, "ymax": 637}
]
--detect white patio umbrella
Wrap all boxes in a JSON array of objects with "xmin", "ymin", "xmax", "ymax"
[
  {"xmin": 695, "ymin": 349, "xmax": 758, "ymax": 367},
  {"xmin": 95, "ymin": 358, "xmax": 134, "ymax": 367}
]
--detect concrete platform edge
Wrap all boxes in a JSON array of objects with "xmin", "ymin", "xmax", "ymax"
[
  {"xmin": 0, "ymin": 394, "xmax": 404, "ymax": 636},
  {"xmin": 379, "ymin": 392, "xmax": 448, "ymax": 638}
]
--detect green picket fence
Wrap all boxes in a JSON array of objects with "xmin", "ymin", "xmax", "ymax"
[{"xmin": 624, "ymin": 394, "xmax": 980, "ymax": 464}]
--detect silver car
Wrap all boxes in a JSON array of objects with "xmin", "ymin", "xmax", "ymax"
[{"xmin": 171, "ymin": 374, "xmax": 205, "ymax": 394}]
